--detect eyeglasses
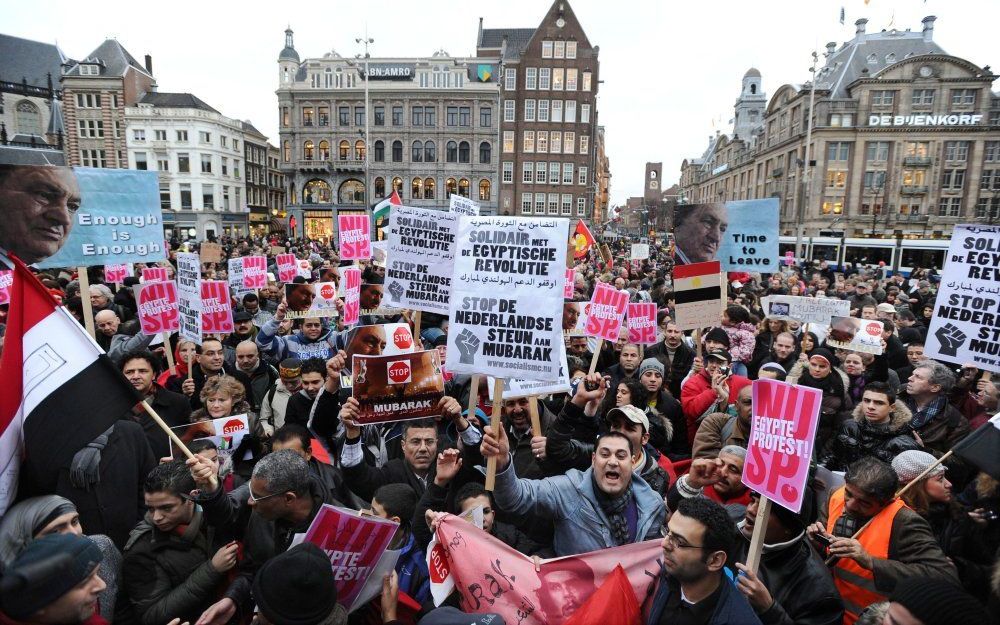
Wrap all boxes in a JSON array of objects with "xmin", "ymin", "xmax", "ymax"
[
  {"xmin": 663, "ymin": 531, "xmax": 703, "ymax": 550},
  {"xmin": 248, "ymin": 488, "xmax": 284, "ymax": 504}
]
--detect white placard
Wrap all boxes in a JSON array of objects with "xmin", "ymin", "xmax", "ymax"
[
  {"xmin": 176, "ymin": 252, "xmax": 202, "ymax": 344},
  {"xmin": 385, "ymin": 206, "xmax": 457, "ymax": 314}
]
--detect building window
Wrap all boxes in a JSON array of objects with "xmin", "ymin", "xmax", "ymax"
[
  {"xmin": 318, "ymin": 106, "xmax": 329, "ymax": 126},
  {"xmin": 580, "ymin": 135, "xmax": 589, "ymax": 154},
  {"xmin": 899, "ymin": 203, "xmax": 920, "ymax": 215},
  {"xmin": 373, "ymin": 140, "xmax": 385, "ymax": 162},
  {"xmin": 504, "ymin": 100, "xmax": 516, "ymax": 122},
  {"xmin": 445, "ymin": 141, "xmax": 457, "ymax": 163},
  {"xmin": 549, "ymin": 162, "xmax": 560, "ymax": 184},
  {"xmin": 479, "ymin": 179, "xmax": 491, "ymax": 201},
  {"xmin": 392, "ymin": 106, "xmax": 403, "ymax": 125},
  {"xmin": 75, "ymin": 93, "xmax": 101, "ymax": 108},
  {"xmin": 76, "ymin": 120, "xmax": 103, "ymax": 138},
  {"xmin": 412, "ymin": 177, "xmax": 423, "ymax": 198},
  {"xmin": 538, "ymin": 100, "xmax": 550, "ymax": 122},
  {"xmin": 904, "ymin": 141, "xmax": 929, "ymax": 157},
  {"xmin": 132, "ymin": 128, "xmax": 146, "ymax": 142},
  {"xmin": 539, "ymin": 68, "xmax": 551, "ymax": 90},
  {"xmin": 951, "ymin": 89, "xmax": 976, "ymax": 107},
  {"xmin": 865, "ymin": 141, "xmax": 888, "ymax": 161},
  {"xmin": 821, "ymin": 200, "xmax": 844, "ymax": 215},
  {"xmin": 504, "ymin": 68, "xmax": 516, "ymax": 90},
  {"xmin": 503, "ymin": 131, "xmax": 514, "ymax": 152},
  {"xmin": 566, "ymin": 69, "xmax": 578, "ymax": 91},
  {"xmin": 565, "ymin": 100, "xmax": 577, "ymax": 123},
  {"xmin": 938, "ymin": 197, "xmax": 962, "ymax": 216},
  {"xmin": 581, "ymin": 104, "xmax": 591, "ymax": 124},
  {"xmin": 159, "ymin": 183, "xmax": 170, "ymax": 209},
  {"xmin": 353, "ymin": 106, "xmax": 364, "ymax": 126},
  {"xmin": 424, "ymin": 178, "xmax": 436, "ymax": 199},
  {"xmin": 176, "ymin": 130, "xmax": 188, "ymax": 142},
  {"xmin": 871, "ymin": 90, "xmax": 895, "ymax": 106},
  {"xmin": 825, "ymin": 170, "xmax": 847, "ymax": 188},
  {"xmin": 373, "ymin": 105, "xmax": 385, "ymax": 126},
  {"xmin": 446, "ymin": 178, "xmax": 457, "ymax": 197},
  {"xmin": 522, "ymin": 193, "xmax": 533, "ymax": 214},
  {"xmin": 548, "ymin": 193, "xmax": 559, "ymax": 215},
  {"xmin": 412, "ymin": 140, "xmax": 423, "ymax": 163},
  {"xmin": 550, "ymin": 131, "xmax": 561, "ymax": 153},
  {"xmin": 981, "ymin": 170, "xmax": 1000, "ymax": 190},
  {"xmin": 203, "ymin": 185, "xmax": 215, "ymax": 210},
  {"xmin": 177, "ymin": 153, "xmax": 190, "ymax": 173},
  {"xmin": 425, "ymin": 106, "xmax": 437, "ymax": 127},
  {"xmin": 339, "ymin": 179, "xmax": 365, "ymax": 204},
  {"xmin": 535, "ymin": 162, "xmax": 547, "ymax": 184},
  {"xmin": 356, "ymin": 140, "xmax": 367, "ymax": 161},
  {"xmin": 582, "ymin": 72, "xmax": 592, "ymax": 91},
  {"xmin": 480, "ymin": 106, "xmax": 492, "ymax": 127},
  {"xmin": 578, "ymin": 166, "xmax": 588, "ymax": 186},
  {"xmin": 911, "ymin": 89, "xmax": 935, "ymax": 106},
  {"xmin": 158, "ymin": 155, "xmax": 170, "ymax": 172},
  {"xmin": 154, "ymin": 129, "xmax": 167, "ymax": 141},
  {"xmin": 537, "ymin": 132, "xmax": 548, "ymax": 153},
  {"xmin": 459, "ymin": 107, "xmax": 470, "ymax": 126},
  {"xmin": 392, "ymin": 177, "xmax": 403, "ymax": 195},
  {"xmin": 374, "ymin": 177, "xmax": 385, "ymax": 198},
  {"xmin": 554, "ymin": 40, "xmax": 565, "ymax": 59},
  {"xmin": 942, "ymin": 168, "xmax": 966, "ymax": 190},
  {"xmin": 502, "ymin": 161, "xmax": 514, "ymax": 183},
  {"xmin": 577, "ymin": 197, "xmax": 586, "ymax": 216},
  {"xmin": 458, "ymin": 178, "xmax": 470, "ymax": 198},
  {"xmin": 863, "ymin": 170, "xmax": 887, "ymax": 188},
  {"xmin": 523, "ymin": 131, "xmax": 535, "ymax": 153},
  {"xmin": 134, "ymin": 153, "xmax": 148, "ymax": 170},
  {"xmin": 561, "ymin": 193, "xmax": 572, "ymax": 215},
  {"xmin": 303, "ymin": 179, "xmax": 332, "ymax": 204},
  {"xmin": 552, "ymin": 100, "xmax": 563, "ymax": 123},
  {"xmin": 412, "ymin": 106, "xmax": 424, "ymax": 126},
  {"xmin": 523, "ymin": 162, "xmax": 538, "ymax": 184},
  {"xmin": 902, "ymin": 169, "xmax": 926, "ymax": 186},
  {"xmin": 526, "ymin": 68, "xmax": 537, "ymax": 90},
  {"xmin": 424, "ymin": 141, "xmax": 435, "ymax": 162},
  {"xmin": 391, "ymin": 140, "xmax": 403, "ymax": 162},
  {"xmin": 944, "ymin": 141, "xmax": 969, "ymax": 162},
  {"xmin": 826, "ymin": 142, "xmax": 850, "ymax": 161},
  {"xmin": 283, "ymin": 141, "xmax": 291, "ymax": 162},
  {"xmin": 200, "ymin": 131, "xmax": 211, "ymax": 144},
  {"xmin": 567, "ymin": 41, "xmax": 578, "ymax": 59},
  {"xmin": 302, "ymin": 106, "xmax": 314, "ymax": 126},
  {"xmin": 563, "ymin": 132, "xmax": 575, "ymax": 153},
  {"xmin": 301, "ymin": 141, "xmax": 314, "ymax": 160},
  {"xmin": 542, "ymin": 40, "xmax": 553, "ymax": 58},
  {"xmin": 562, "ymin": 163, "xmax": 574, "ymax": 184},
  {"xmin": 985, "ymin": 141, "xmax": 1000, "ymax": 162},
  {"xmin": 829, "ymin": 113, "xmax": 853, "ymax": 127},
  {"xmin": 479, "ymin": 141, "xmax": 492, "ymax": 164},
  {"xmin": 458, "ymin": 141, "xmax": 470, "ymax": 163},
  {"xmin": 179, "ymin": 183, "xmax": 192, "ymax": 209},
  {"xmin": 201, "ymin": 154, "xmax": 212, "ymax": 173},
  {"xmin": 446, "ymin": 106, "xmax": 457, "ymax": 126},
  {"xmin": 530, "ymin": 194, "xmax": 542, "ymax": 214}
]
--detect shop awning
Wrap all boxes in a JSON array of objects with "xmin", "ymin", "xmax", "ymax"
[{"xmin": 269, "ymin": 218, "xmax": 287, "ymax": 231}]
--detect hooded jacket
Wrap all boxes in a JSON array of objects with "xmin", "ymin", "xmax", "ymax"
[
  {"xmin": 819, "ymin": 401, "xmax": 919, "ymax": 471},
  {"xmin": 254, "ymin": 317, "xmax": 345, "ymax": 362}
]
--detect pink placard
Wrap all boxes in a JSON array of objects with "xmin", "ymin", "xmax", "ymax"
[
  {"xmin": 742, "ymin": 379, "xmax": 822, "ymax": 513},
  {"xmin": 564, "ymin": 268, "xmax": 574, "ymax": 299},
  {"xmin": 583, "ymin": 283, "xmax": 629, "ymax": 341},
  {"xmin": 142, "ymin": 267, "xmax": 169, "ymax": 283},
  {"xmin": 337, "ymin": 214, "xmax": 372, "ymax": 260},
  {"xmin": 276, "ymin": 253, "xmax": 297, "ymax": 283},
  {"xmin": 200, "ymin": 280, "xmax": 234, "ymax": 334},
  {"xmin": 134, "ymin": 281, "xmax": 179, "ymax": 335},
  {"xmin": 626, "ymin": 303, "xmax": 658, "ymax": 345},
  {"xmin": 104, "ymin": 263, "xmax": 130, "ymax": 284},
  {"xmin": 342, "ymin": 267, "xmax": 361, "ymax": 326},
  {"xmin": 242, "ymin": 256, "xmax": 267, "ymax": 289},
  {"xmin": 0, "ymin": 270, "xmax": 12, "ymax": 306}
]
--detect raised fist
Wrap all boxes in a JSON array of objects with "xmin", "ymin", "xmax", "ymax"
[
  {"xmin": 454, "ymin": 329, "xmax": 481, "ymax": 365},
  {"xmin": 934, "ymin": 323, "xmax": 966, "ymax": 357}
]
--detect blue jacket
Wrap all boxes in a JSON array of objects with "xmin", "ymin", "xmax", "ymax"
[
  {"xmin": 646, "ymin": 568, "xmax": 762, "ymax": 625},
  {"xmin": 255, "ymin": 318, "xmax": 346, "ymax": 362},
  {"xmin": 493, "ymin": 460, "xmax": 665, "ymax": 557},
  {"xmin": 395, "ymin": 533, "xmax": 430, "ymax": 604}
]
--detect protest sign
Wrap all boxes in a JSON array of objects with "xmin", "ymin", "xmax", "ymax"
[
  {"xmin": 33, "ymin": 168, "xmax": 166, "ymax": 269},
  {"xmin": 0, "ymin": 271, "xmax": 11, "ymax": 306},
  {"xmin": 827, "ymin": 316, "xmax": 884, "ymax": 354},
  {"xmin": 448, "ymin": 194, "xmax": 480, "ymax": 216},
  {"xmin": 134, "ymin": 281, "xmax": 179, "ymax": 335},
  {"xmin": 199, "ymin": 242, "xmax": 223, "ymax": 263},
  {"xmin": 428, "ymin": 516, "xmax": 660, "ymax": 623},
  {"xmin": 627, "ymin": 303, "xmax": 658, "ymax": 345},
  {"xmin": 371, "ymin": 240, "xmax": 388, "ymax": 267},
  {"xmin": 242, "ymin": 255, "xmax": 267, "ymax": 289},
  {"xmin": 226, "ymin": 258, "xmax": 254, "ymax": 300},
  {"xmin": 630, "ymin": 243, "xmax": 650, "ymax": 261},
  {"xmin": 284, "ymin": 282, "xmax": 340, "ymax": 319},
  {"xmin": 352, "ymin": 350, "xmax": 445, "ymax": 425},
  {"xmin": 761, "ymin": 295, "xmax": 850, "ymax": 325},
  {"xmin": 673, "ymin": 260, "xmax": 723, "ymax": 331},
  {"xmin": 446, "ymin": 216, "xmax": 569, "ymax": 382},
  {"xmin": 599, "ymin": 243, "xmax": 613, "ymax": 266},
  {"xmin": 564, "ymin": 268, "xmax": 574, "ymax": 299},
  {"xmin": 562, "ymin": 302, "xmax": 586, "ymax": 334},
  {"xmin": 342, "ymin": 267, "xmax": 361, "ymax": 326},
  {"xmin": 672, "ymin": 198, "xmax": 779, "ymax": 271},
  {"xmin": 338, "ymin": 214, "xmax": 372, "ymax": 260},
  {"xmin": 385, "ymin": 205, "xmax": 457, "ymax": 314},
  {"xmin": 345, "ymin": 322, "xmax": 415, "ymax": 366},
  {"xmin": 297, "ymin": 258, "xmax": 312, "ymax": 279},
  {"xmin": 488, "ymin": 341, "xmax": 571, "ymax": 399},
  {"xmin": 584, "ymin": 284, "xmax": 629, "ymax": 341},
  {"xmin": 276, "ymin": 253, "xmax": 297, "ymax": 283},
  {"xmin": 925, "ymin": 225, "xmax": 1000, "ymax": 372},
  {"xmin": 169, "ymin": 414, "xmax": 249, "ymax": 463},
  {"xmin": 142, "ymin": 266, "xmax": 169, "ymax": 283},
  {"xmin": 103, "ymin": 263, "xmax": 132, "ymax": 284},
  {"xmin": 176, "ymin": 252, "xmax": 202, "ymax": 344},
  {"xmin": 304, "ymin": 505, "xmax": 400, "ymax": 612},
  {"xmin": 359, "ymin": 283, "xmax": 403, "ymax": 316},
  {"xmin": 271, "ymin": 245, "xmax": 286, "ymax": 255},
  {"xmin": 200, "ymin": 280, "xmax": 234, "ymax": 334},
  {"xmin": 743, "ymin": 379, "xmax": 822, "ymax": 512}
]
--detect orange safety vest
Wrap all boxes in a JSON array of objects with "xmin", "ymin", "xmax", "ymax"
[{"xmin": 825, "ymin": 486, "xmax": 907, "ymax": 625}]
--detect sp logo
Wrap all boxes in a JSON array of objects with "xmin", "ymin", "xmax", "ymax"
[{"xmin": 387, "ymin": 360, "xmax": 411, "ymax": 384}]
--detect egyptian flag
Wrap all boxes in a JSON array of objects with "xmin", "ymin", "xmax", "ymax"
[
  {"xmin": 673, "ymin": 260, "xmax": 723, "ymax": 305},
  {"xmin": 572, "ymin": 219, "xmax": 596, "ymax": 259},
  {"xmin": 953, "ymin": 413, "xmax": 1000, "ymax": 480},
  {"xmin": 0, "ymin": 257, "xmax": 139, "ymax": 514}
]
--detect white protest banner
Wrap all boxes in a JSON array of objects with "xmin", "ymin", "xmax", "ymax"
[
  {"xmin": 285, "ymin": 282, "xmax": 340, "ymax": 319},
  {"xmin": 103, "ymin": 263, "xmax": 132, "ymax": 284},
  {"xmin": 297, "ymin": 258, "xmax": 312, "ymax": 279},
  {"xmin": 276, "ymin": 253, "xmax": 297, "ymax": 283},
  {"xmin": 827, "ymin": 316, "xmax": 884, "ymax": 354},
  {"xmin": 199, "ymin": 242, "xmax": 223, "ymax": 263},
  {"xmin": 338, "ymin": 214, "xmax": 372, "ymax": 260},
  {"xmin": 673, "ymin": 260, "xmax": 723, "ymax": 331},
  {"xmin": 200, "ymin": 280, "xmax": 234, "ymax": 334},
  {"xmin": 925, "ymin": 225, "xmax": 1000, "ymax": 372},
  {"xmin": 176, "ymin": 252, "xmax": 202, "ymax": 344},
  {"xmin": 385, "ymin": 205, "xmax": 457, "ymax": 314},
  {"xmin": 761, "ymin": 295, "xmax": 850, "ymax": 325},
  {"xmin": 627, "ymin": 303, "xmax": 658, "ymax": 345},
  {"xmin": 583, "ymin": 283, "xmax": 629, "ymax": 341},
  {"xmin": 449, "ymin": 195, "xmax": 480, "ymax": 217},
  {"xmin": 447, "ymin": 216, "xmax": 569, "ymax": 382},
  {"xmin": 242, "ymin": 255, "xmax": 267, "ymax": 289},
  {"xmin": 488, "ymin": 341, "xmax": 571, "ymax": 399},
  {"xmin": 631, "ymin": 243, "xmax": 650, "ymax": 261},
  {"xmin": 227, "ymin": 258, "xmax": 253, "ymax": 300}
]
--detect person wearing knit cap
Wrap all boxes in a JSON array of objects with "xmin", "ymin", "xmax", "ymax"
[
  {"xmin": 885, "ymin": 577, "xmax": 987, "ymax": 624},
  {"xmin": 0, "ymin": 534, "xmax": 107, "ymax": 625},
  {"xmin": 252, "ymin": 543, "xmax": 347, "ymax": 625},
  {"xmin": 787, "ymin": 347, "xmax": 850, "ymax": 452},
  {"xmin": 638, "ymin": 357, "xmax": 664, "ymax": 380},
  {"xmin": 757, "ymin": 361, "xmax": 786, "ymax": 381},
  {"xmin": 259, "ymin": 357, "xmax": 304, "ymax": 436}
]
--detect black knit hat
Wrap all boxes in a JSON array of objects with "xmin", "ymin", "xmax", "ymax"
[
  {"xmin": 889, "ymin": 577, "xmax": 987, "ymax": 624},
  {"xmin": 252, "ymin": 543, "xmax": 345, "ymax": 625},
  {"xmin": 704, "ymin": 327, "xmax": 730, "ymax": 348},
  {"xmin": 0, "ymin": 534, "xmax": 103, "ymax": 620}
]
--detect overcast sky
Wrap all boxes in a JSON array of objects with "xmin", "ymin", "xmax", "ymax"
[{"xmin": 5, "ymin": 0, "xmax": 998, "ymax": 206}]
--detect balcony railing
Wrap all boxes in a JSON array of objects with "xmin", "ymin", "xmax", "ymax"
[
  {"xmin": 901, "ymin": 185, "xmax": 929, "ymax": 195},
  {"xmin": 903, "ymin": 156, "xmax": 932, "ymax": 166}
]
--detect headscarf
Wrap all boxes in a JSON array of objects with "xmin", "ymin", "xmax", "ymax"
[
  {"xmin": 156, "ymin": 341, "xmax": 191, "ymax": 387},
  {"xmin": 798, "ymin": 348, "xmax": 846, "ymax": 399},
  {"xmin": 0, "ymin": 496, "xmax": 77, "ymax": 569}
]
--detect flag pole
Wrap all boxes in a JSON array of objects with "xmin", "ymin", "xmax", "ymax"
[
  {"xmin": 77, "ymin": 267, "xmax": 97, "ymax": 339},
  {"xmin": 140, "ymin": 400, "xmax": 195, "ymax": 460}
]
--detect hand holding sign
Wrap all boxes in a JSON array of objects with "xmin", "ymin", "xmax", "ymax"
[{"xmin": 480, "ymin": 421, "xmax": 511, "ymax": 472}]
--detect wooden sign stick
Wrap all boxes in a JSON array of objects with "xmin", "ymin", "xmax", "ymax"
[
  {"xmin": 744, "ymin": 495, "xmax": 772, "ymax": 574},
  {"xmin": 588, "ymin": 339, "xmax": 604, "ymax": 375},
  {"xmin": 528, "ymin": 395, "xmax": 543, "ymax": 437},
  {"xmin": 77, "ymin": 267, "xmax": 97, "ymax": 339},
  {"xmin": 163, "ymin": 334, "xmax": 176, "ymax": 375},
  {"xmin": 141, "ymin": 400, "xmax": 194, "ymax": 460},
  {"xmin": 484, "ymin": 376, "xmax": 506, "ymax": 491}
]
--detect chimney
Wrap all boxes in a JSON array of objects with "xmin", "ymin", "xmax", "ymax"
[
  {"xmin": 922, "ymin": 15, "xmax": 936, "ymax": 42},
  {"xmin": 825, "ymin": 41, "xmax": 837, "ymax": 57},
  {"xmin": 855, "ymin": 18, "xmax": 868, "ymax": 35},
  {"xmin": 144, "ymin": 54, "xmax": 153, "ymax": 75}
]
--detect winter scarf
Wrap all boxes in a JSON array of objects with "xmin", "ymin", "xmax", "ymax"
[{"xmin": 592, "ymin": 473, "xmax": 635, "ymax": 546}]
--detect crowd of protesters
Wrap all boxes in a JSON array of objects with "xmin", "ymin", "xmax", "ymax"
[{"xmin": 0, "ymin": 230, "xmax": 997, "ymax": 625}]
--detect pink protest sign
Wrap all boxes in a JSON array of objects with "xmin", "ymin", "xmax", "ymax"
[
  {"xmin": 583, "ymin": 283, "xmax": 629, "ymax": 341},
  {"xmin": 104, "ymin": 263, "xmax": 131, "ymax": 284},
  {"xmin": 626, "ymin": 303, "xmax": 658, "ymax": 345},
  {"xmin": 742, "ymin": 378, "xmax": 822, "ymax": 512},
  {"xmin": 304, "ymin": 505, "xmax": 398, "ymax": 610},
  {"xmin": 242, "ymin": 256, "xmax": 267, "ymax": 289},
  {"xmin": 342, "ymin": 267, "xmax": 361, "ymax": 326},
  {"xmin": 0, "ymin": 270, "xmax": 11, "ymax": 306},
  {"xmin": 200, "ymin": 280, "xmax": 234, "ymax": 334},
  {"xmin": 276, "ymin": 253, "xmax": 297, "ymax": 283},
  {"xmin": 564, "ymin": 268, "xmax": 574, "ymax": 299},
  {"xmin": 134, "ymin": 281, "xmax": 179, "ymax": 335},
  {"xmin": 338, "ymin": 214, "xmax": 372, "ymax": 260},
  {"xmin": 142, "ymin": 267, "xmax": 169, "ymax": 283}
]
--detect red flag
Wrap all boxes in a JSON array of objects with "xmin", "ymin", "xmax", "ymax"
[
  {"xmin": 562, "ymin": 565, "xmax": 641, "ymax": 625},
  {"xmin": 572, "ymin": 219, "xmax": 596, "ymax": 259}
]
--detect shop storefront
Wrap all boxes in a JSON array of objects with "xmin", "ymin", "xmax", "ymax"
[
  {"xmin": 304, "ymin": 209, "xmax": 333, "ymax": 243},
  {"xmin": 249, "ymin": 212, "xmax": 270, "ymax": 238}
]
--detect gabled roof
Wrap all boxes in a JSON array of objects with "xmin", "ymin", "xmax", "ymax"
[
  {"xmin": 139, "ymin": 92, "xmax": 219, "ymax": 113},
  {"xmin": 64, "ymin": 39, "xmax": 150, "ymax": 78},
  {"xmin": 818, "ymin": 28, "xmax": 944, "ymax": 98},
  {"xmin": 479, "ymin": 28, "xmax": 536, "ymax": 59},
  {"xmin": 241, "ymin": 120, "xmax": 269, "ymax": 141},
  {"xmin": 0, "ymin": 144, "xmax": 66, "ymax": 165},
  {"xmin": 0, "ymin": 34, "xmax": 68, "ymax": 89}
]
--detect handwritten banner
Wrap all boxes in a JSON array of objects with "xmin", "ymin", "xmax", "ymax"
[
  {"xmin": 176, "ymin": 252, "xmax": 202, "ymax": 344},
  {"xmin": 142, "ymin": 266, "xmax": 169, "ymax": 283},
  {"xmin": 276, "ymin": 253, "xmax": 297, "ymax": 283},
  {"xmin": 134, "ymin": 280, "xmax": 179, "ymax": 335},
  {"xmin": 449, "ymin": 195, "xmax": 481, "ymax": 217},
  {"xmin": 760, "ymin": 295, "xmax": 850, "ymax": 325},
  {"xmin": 200, "ymin": 280, "xmax": 234, "ymax": 334},
  {"xmin": 626, "ymin": 303, "xmax": 658, "ymax": 345},
  {"xmin": 338, "ymin": 214, "xmax": 372, "ymax": 260}
]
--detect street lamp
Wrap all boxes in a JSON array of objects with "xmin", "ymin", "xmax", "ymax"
[
  {"xmin": 794, "ymin": 52, "xmax": 832, "ymax": 260},
  {"xmin": 356, "ymin": 34, "xmax": 374, "ymax": 212}
]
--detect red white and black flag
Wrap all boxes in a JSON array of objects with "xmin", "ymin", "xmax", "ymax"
[
  {"xmin": 0, "ymin": 257, "xmax": 138, "ymax": 514},
  {"xmin": 953, "ymin": 413, "xmax": 1000, "ymax": 481}
]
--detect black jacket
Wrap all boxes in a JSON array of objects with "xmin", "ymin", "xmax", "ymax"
[
  {"xmin": 645, "ymin": 340, "xmax": 695, "ymax": 399},
  {"xmin": 820, "ymin": 401, "xmax": 919, "ymax": 471},
  {"xmin": 284, "ymin": 390, "xmax": 317, "ymax": 428},
  {"xmin": 135, "ymin": 385, "xmax": 192, "ymax": 460}
]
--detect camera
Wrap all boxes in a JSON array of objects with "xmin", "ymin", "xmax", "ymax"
[
  {"xmin": 719, "ymin": 366, "xmax": 731, "ymax": 378},
  {"xmin": 813, "ymin": 533, "xmax": 835, "ymax": 547}
]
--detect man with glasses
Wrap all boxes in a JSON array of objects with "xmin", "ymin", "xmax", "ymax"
[{"xmin": 645, "ymin": 497, "xmax": 761, "ymax": 624}]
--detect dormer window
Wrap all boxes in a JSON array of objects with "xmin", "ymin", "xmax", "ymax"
[
  {"xmin": 80, "ymin": 64, "xmax": 99, "ymax": 76},
  {"xmin": 867, "ymin": 53, "xmax": 878, "ymax": 65},
  {"xmin": 885, "ymin": 53, "xmax": 896, "ymax": 64}
]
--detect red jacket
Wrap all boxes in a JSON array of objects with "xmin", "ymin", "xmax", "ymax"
[{"xmin": 680, "ymin": 370, "xmax": 751, "ymax": 446}]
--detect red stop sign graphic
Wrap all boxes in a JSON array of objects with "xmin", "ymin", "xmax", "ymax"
[
  {"xmin": 388, "ymin": 360, "xmax": 411, "ymax": 384},
  {"xmin": 393, "ymin": 326, "xmax": 413, "ymax": 350},
  {"xmin": 320, "ymin": 284, "xmax": 336, "ymax": 299},
  {"xmin": 865, "ymin": 322, "xmax": 882, "ymax": 337},
  {"xmin": 222, "ymin": 419, "xmax": 245, "ymax": 435},
  {"xmin": 428, "ymin": 542, "xmax": 451, "ymax": 583}
]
